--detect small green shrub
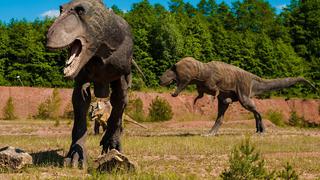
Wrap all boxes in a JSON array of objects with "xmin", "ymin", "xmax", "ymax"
[
  {"xmin": 131, "ymin": 76, "xmax": 146, "ymax": 91},
  {"xmin": 288, "ymin": 111, "xmax": 319, "ymax": 128},
  {"xmin": 54, "ymin": 119, "xmax": 60, "ymax": 127},
  {"xmin": 221, "ymin": 138, "xmax": 300, "ymax": 180},
  {"xmin": 148, "ymin": 96, "xmax": 173, "ymax": 122},
  {"xmin": 277, "ymin": 162, "xmax": 299, "ymax": 180},
  {"xmin": 62, "ymin": 102, "xmax": 74, "ymax": 119},
  {"xmin": 266, "ymin": 110, "xmax": 285, "ymax": 127},
  {"xmin": 126, "ymin": 97, "xmax": 146, "ymax": 122},
  {"xmin": 220, "ymin": 138, "xmax": 270, "ymax": 180},
  {"xmin": 2, "ymin": 97, "xmax": 17, "ymax": 120},
  {"xmin": 36, "ymin": 89, "xmax": 61, "ymax": 120},
  {"xmin": 288, "ymin": 111, "xmax": 304, "ymax": 127}
]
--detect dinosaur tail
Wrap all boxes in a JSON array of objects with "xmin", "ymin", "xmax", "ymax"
[{"xmin": 253, "ymin": 77, "xmax": 317, "ymax": 95}]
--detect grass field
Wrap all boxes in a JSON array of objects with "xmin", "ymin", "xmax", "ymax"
[{"xmin": 0, "ymin": 119, "xmax": 319, "ymax": 179}]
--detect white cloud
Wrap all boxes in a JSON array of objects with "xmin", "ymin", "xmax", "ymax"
[
  {"xmin": 276, "ymin": 4, "xmax": 287, "ymax": 10},
  {"xmin": 41, "ymin": 10, "xmax": 60, "ymax": 18}
]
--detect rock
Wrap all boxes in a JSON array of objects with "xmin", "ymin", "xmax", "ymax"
[
  {"xmin": 95, "ymin": 149, "xmax": 136, "ymax": 173},
  {"xmin": 0, "ymin": 146, "xmax": 33, "ymax": 170}
]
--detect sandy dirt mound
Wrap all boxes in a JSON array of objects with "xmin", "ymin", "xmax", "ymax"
[
  {"xmin": 0, "ymin": 87, "xmax": 319, "ymax": 123},
  {"xmin": 133, "ymin": 92, "xmax": 320, "ymax": 123}
]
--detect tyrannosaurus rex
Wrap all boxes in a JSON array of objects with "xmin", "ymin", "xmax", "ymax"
[
  {"xmin": 46, "ymin": 0, "xmax": 133, "ymax": 168},
  {"xmin": 160, "ymin": 57, "xmax": 316, "ymax": 135}
]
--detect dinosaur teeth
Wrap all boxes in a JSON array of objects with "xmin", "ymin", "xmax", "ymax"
[
  {"xmin": 66, "ymin": 52, "xmax": 76, "ymax": 66},
  {"xmin": 66, "ymin": 40, "xmax": 82, "ymax": 66}
]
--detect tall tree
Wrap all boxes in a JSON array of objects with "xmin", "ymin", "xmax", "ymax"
[
  {"xmin": 0, "ymin": 23, "xmax": 9, "ymax": 85},
  {"xmin": 150, "ymin": 14, "xmax": 184, "ymax": 77},
  {"xmin": 284, "ymin": 0, "xmax": 320, "ymax": 88},
  {"xmin": 232, "ymin": 0, "xmax": 276, "ymax": 33},
  {"xmin": 125, "ymin": 0, "xmax": 158, "ymax": 86},
  {"xmin": 197, "ymin": 0, "xmax": 218, "ymax": 16}
]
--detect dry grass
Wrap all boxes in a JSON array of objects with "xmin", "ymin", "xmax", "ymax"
[{"xmin": 0, "ymin": 119, "xmax": 319, "ymax": 179}]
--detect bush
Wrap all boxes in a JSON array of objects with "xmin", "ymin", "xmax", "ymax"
[
  {"xmin": 54, "ymin": 119, "xmax": 60, "ymax": 127},
  {"xmin": 2, "ymin": 97, "xmax": 17, "ymax": 120},
  {"xmin": 35, "ymin": 89, "xmax": 61, "ymax": 120},
  {"xmin": 266, "ymin": 110, "xmax": 285, "ymax": 127},
  {"xmin": 288, "ymin": 111, "xmax": 319, "ymax": 128},
  {"xmin": 62, "ymin": 102, "xmax": 74, "ymax": 119},
  {"xmin": 288, "ymin": 111, "xmax": 304, "ymax": 127},
  {"xmin": 126, "ymin": 97, "xmax": 146, "ymax": 122},
  {"xmin": 277, "ymin": 162, "xmax": 299, "ymax": 180},
  {"xmin": 148, "ymin": 96, "xmax": 173, "ymax": 122},
  {"xmin": 221, "ymin": 138, "xmax": 300, "ymax": 180},
  {"xmin": 220, "ymin": 138, "xmax": 270, "ymax": 180},
  {"xmin": 131, "ymin": 76, "xmax": 146, "ymax": 91}
]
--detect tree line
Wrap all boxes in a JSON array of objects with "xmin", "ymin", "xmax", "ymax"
[{"xmin": 0, "ymin": 0, "xmax": 319, "ymax": 97}]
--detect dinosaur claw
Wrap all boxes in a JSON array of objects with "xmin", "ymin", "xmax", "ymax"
[
  {"xmin": 65, "ymin": 144, "xmax": 87, "ymax": 169},
  {"xmin": 71, "ymin": 153, "xmax": 79, "ymax": 168},
  {"xmin": 171, "ymin": 93, "xmax": 178, "ymax": 97},
  {"xmin": 64, "ymin": 158, "xmax": 72, "ymax": 167},
  {"xmin": 81, "ymin": 83, "xmax": 90, "ymax": 101},
  {"xmin": 114, "ymin": 155, "xmax": 123, "ymax": 162}
]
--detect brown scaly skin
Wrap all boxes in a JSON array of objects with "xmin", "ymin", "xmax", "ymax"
[
  {"xmin": 160, "ymin": 57, "xmax": 316, "ymax": 136},
  {"xmin": 46, "ymin": 0, "xmax": 133, "ymax": 168}
]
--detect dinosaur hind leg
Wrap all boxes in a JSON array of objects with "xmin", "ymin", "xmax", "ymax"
[
  {"xmin": 239, "ymin": 94, "xmax": 264, "ymax": 133},
  {"xmin": 100, "ymin": 76, "xmax": 128, "ymax": 153},
  {"xmin": 193, "ymin": 91, "xmax": 204, "ymax": 105},
  {"xmin": 65, "ymin": 81, "xmax": 91, "ymax": 169},
  {"xmin": 94, "ymin": 119, "xmax": 100, "ymax": 135},
  {"xmin": 208, "ymin": 95, "xmax": 230, "ymax": 136}
]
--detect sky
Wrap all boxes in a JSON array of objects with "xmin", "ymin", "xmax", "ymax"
[{"xmin": 0, "ymin": 0, "xmax": 291, "ymax": 23}]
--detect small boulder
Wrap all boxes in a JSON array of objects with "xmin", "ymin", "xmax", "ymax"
[
  {"xmin": 0, "ymin": 146, "xmax": 33, "ymax": 170},
  {"xmin": 95, "ymin": 149, "xmax": 136, "ymax": 173}
]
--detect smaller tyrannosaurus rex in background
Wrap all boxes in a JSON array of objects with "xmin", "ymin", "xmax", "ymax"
[{"xmin": 160, "ymin": 57, "xmax": 316, "ymax": 135}]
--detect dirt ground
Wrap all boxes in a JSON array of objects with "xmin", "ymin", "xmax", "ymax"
[{"xmin": 0, "ymin": 118, "xmax": 319, "ymax": 179}]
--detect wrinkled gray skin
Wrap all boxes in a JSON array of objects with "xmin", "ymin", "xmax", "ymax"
[
  {"xmin": 160, "ymin": 57, "xmax": 316, "ymax": 136},
  {"xmin": 46, "ymin": 0, "xmax": 133, "ymax": 168}
]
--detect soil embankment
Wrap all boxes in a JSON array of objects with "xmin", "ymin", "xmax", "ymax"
[{"xmin": 0, "ymin": 86, "xmax": 319, "ymax": 123}]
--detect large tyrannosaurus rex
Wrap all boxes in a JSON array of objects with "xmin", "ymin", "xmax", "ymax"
[
  {"xmin": 160, "ymin": 57, "xmax": 316, "ymax": 135},
  {"xmin": 46, "ymin": 0, "xmax": 132, "ymax": 168}
]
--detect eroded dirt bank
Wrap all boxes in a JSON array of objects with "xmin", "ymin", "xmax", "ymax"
[{"xmin": 0, "ymin": 86, "xmax": 319, "ymax": 123}]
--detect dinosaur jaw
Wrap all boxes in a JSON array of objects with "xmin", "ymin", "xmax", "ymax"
[
  {"xmin": 63, "ymin": 39, "xmax": 84, "ymax": 79},
  {"xmin": 159, "ymin": 79, "xmax": 173, "ymax": 86},
  {"xmin": 47, "ymin": 36, "xmax": 91, "ymax": 79}
]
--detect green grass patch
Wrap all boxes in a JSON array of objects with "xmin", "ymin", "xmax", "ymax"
[{"xmin": 266, "ymin": 110, "xmax": 285, "ymax": 127}]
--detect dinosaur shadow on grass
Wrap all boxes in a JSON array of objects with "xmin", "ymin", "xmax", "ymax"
[{"xmin": 31, "ymin": 149, "xmax": 64, "ymax": 167}]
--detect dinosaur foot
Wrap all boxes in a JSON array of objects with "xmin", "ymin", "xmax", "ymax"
[
  {"xmin": 95, "ymin": 149, "xmax": 136, "ymax": 173},
  {"xmin": 256, "ymin": 126, "xmax": 265, "ymax": 134},
  {"xmin": 202, "ymin": 132, "xmax": 218, "ymax": 137},
  {"xmin": 100, "ymin": 131, "xmax": 121, "ymax": 154},
  {"xmin": 64, "ymin": 144, "xmax": 87, "ymax": 169},
  {"xmin": 171, "ymin": 92, "xmax": 178, "ymax": 97},
  {"xmin": 256, "ymin": 130, "xmax": 266, "ymax": 135}
]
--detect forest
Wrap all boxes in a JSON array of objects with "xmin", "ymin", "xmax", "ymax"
[{"xmin": 0, "ymin": 0, "xmax": 319, "ymax": 97}]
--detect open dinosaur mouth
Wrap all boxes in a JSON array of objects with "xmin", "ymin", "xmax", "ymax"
[{"xmin": 64, "ymin": 39, "xmax": 83, "ymax": 78}]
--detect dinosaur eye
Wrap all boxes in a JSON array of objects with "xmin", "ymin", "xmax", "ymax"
[{"xmin": 75, "ymin": 5, "xmax": 85, "ymax": 16}]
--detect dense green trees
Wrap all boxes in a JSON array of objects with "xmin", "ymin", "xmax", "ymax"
[
  {"xmin": 0, "ymin": 18, "xmax": 72, "ymax": 87},
  {"xmin": 0, "ymin": 0, "xmax": 318, "ymax": 97}
]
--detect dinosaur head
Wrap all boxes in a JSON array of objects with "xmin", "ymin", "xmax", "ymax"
[
  {"xmin": 160, "ymin": 68, "xmax": 177, "ymax": 86},
  {"xmin": 46, "ymin": 0, "xmax": 109, "ymax": 79}
]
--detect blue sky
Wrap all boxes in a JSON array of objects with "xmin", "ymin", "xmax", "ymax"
[{"xmin": 0, "ymin": 0, "xmax": 290, "ymax": 23}]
